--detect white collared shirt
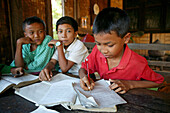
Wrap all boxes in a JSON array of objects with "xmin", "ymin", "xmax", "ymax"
[{"xmin": 52, "ymin": 38, "xmax": 89, "ymax": 75}]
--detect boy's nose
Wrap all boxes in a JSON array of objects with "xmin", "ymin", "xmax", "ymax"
[
  {"xmin": 62, "ymin": 31, "xmax": 66, "ymax": 38},
  {"xmin": 34, "ymin": 32, "xmax": 39, "ymax": 38},
  {"xmin": 101, "ymin": 49, "xmax": 108, "ymax": 54},
  {"xmin": 101, "ymin": 46, "xmax": 108, "ymax": 54}
]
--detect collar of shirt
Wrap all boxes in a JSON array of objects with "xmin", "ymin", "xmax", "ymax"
[
  {"xmin": 99, "ymin": 44, "xmax": 132, "ymax": 72},
  {"xmin": 41, "ymin": 35, "xmax": 51, "ymax": 46}
]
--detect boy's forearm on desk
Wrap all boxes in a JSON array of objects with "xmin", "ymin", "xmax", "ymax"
[
  {"xmin": 129, "ymin": 80, "xmax": 161, "ymax": 89},
  {"xmin": 44, "ymin": 61, "xmax": 56, "ymax": 71}
]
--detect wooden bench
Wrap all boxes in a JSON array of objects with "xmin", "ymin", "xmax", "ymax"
[{"xmin": 83, "ymin": 42, "xmax": 170, "ymax": 82}]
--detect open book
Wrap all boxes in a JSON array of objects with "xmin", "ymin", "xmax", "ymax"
[
  {"xmin": 71, "ymin": 79, "xmax": 127, "ymax": 112},
  {"xmin": 0, "ymin": 73, "xmax": 39, "ymax": 94},
  {"xmin": 15, "ymin": 73, "xmax": 126, "ymax": 112}
]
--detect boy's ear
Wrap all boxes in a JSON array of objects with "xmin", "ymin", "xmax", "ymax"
[
  {"xmin": 124, "ymin": 33, "xmax": 131, "ymax": 44},
  {"xmin": 24, "ymin": 32, "xmax": 27, "ymax": 37},
  {"xmin": 74, "ymin": 31, "xmax": 78, "ymax": 37}
]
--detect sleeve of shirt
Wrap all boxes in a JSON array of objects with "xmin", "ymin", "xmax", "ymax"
[
  {"xmin": 0, "ymin": 64, "xmax": 13, "ymax": 74},
  {"xmin": 52, "ymin": 49, "xmax": 59, "ymax": 61},
  {"xmin": 139, "ymin": 64, "xmax": 164, "ymax": 84},
  {"xmin": 67, "ymin": 43, "xmax": 89, "ymax": 64}
]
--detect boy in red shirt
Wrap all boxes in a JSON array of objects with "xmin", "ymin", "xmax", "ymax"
[{"xmin": 79, "ymin": 7, "xmax": 164, "ymax": 94}]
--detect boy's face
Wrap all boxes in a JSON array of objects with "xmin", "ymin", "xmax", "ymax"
[
  {"xmin": 57, "ymin": 24, "xmax": 77, "ymax": 46},
  {"xmin": 94, "ymin": 31, "xmax": 130, "ymax": 59},
  {"xmin": 24, "ymin": 22, "xmax": 45, "ymax": 45}
]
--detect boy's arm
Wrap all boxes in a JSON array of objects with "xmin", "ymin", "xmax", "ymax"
[
  {"xmin": 39, "ymin": 59, "xmax": 57, "ymax": 81},
  {"xmin": 0, "ymin": 64, "xmax": 24, "ymax": 77},
  {"xmin": 57, "ymin": 45, "xmax": 75, "ymax": 73},
  {"xmin": 15, "ymin": 37, "xmax": 34, "ymax": 68},
  {"xmin": 79, "ymin": 68, "xmax": 95, "ymax": 91},
  {"xmin": 15, "ymin": 39, "xmax": 24, "ymax": 67},
  {"xmin": 10, "ymin": 67, "xmax": 24, "ymax": 77},
  {"xmin": 79, "ymin": 68, "xmax": 87, "ymax": 79},
  {"xmin": 109, "ymin": 79, "xmax": 161, "ymax": 94}
]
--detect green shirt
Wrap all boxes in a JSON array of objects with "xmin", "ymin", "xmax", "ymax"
[
  {"xmin": 10, "ymin": 35, "xmax": 54, "ymax": 71},
  {"xmin": 0, "ymin": 64, "xmax": 13, "ymax": 74}
]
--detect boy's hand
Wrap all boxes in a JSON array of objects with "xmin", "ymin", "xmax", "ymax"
[
  {"xmin": 109, "ymin": 79, "xmax": 132, "ymax": 94},
  {"xmin": 80, "ymin": 76, "xmax": 95, "ymax": 91},
  {"xmin": 39, "ymin": 68, "xmax": 53, "ymax": 81},
  {"xmin": 11, "ymin": 67, "xmax": 24, "ymax": 77},
  {"xmin": 48, "ymin": 40, "xmax": 62, "ymax": 48},
  {"xmin": 17, "ymin": 37, "xmax": 35, "ymax": 45}
]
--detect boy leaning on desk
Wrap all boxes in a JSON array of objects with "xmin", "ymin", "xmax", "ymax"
[
  {"xmin": 79, "ymin": 7, "xmax": 164, "ymax": 94},
  {"xmin": 10, "ymin": 16, "xmax": 55, "ymax": 73},
  {"xmin": 39, "ymin": 16, "xmax": 89, "ymax": 81}
]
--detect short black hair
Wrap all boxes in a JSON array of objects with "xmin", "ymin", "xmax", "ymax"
[
  {"xmin": 56, "ymin": 16, "xmax": 78, "ymax": 32},
  {"xmin": 22, "ymin": 16, "xmax": 46, "ymax": 32},
  {"xmin": 93, "ymin": 7, "xmax": 130, "ymax": 38}
]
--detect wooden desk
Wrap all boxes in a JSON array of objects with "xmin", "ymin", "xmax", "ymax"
[{"xmin": 0, "ymin": 88, "xmax": 169, "ymax": 113}]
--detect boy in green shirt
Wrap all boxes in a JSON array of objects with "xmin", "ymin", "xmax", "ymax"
[{"xmin": 10, "ymin": 16, "xmax": 54, "ymax": 72}]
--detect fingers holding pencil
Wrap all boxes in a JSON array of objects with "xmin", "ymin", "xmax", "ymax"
[{"xmin": 80, "ymin": 76, "xmax": 95, "ymax": 91}]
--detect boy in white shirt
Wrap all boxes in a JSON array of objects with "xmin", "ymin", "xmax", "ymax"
[{"xmin": 39, "ymin": 16, "xmax": 89, "ymax": 81}]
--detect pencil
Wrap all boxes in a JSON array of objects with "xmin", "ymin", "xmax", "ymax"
[{"xmin": 86, "ymin": 59, "xmax": 91, "ymax": 90}]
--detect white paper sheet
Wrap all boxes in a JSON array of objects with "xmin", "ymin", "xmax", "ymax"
[{"xmin": 30, "ymin": 105, "xmax": 59, "ymax": 113}]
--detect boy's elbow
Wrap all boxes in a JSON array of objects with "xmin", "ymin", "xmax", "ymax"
[
  {"xmin": 15, "ymin": 63, "xmax": 25, "ymax": 68},
  {"xmin": 61, "ymin": 69, "xmax": 68, "ymax": 73},
  {"xmin": 156, "ymin": 82, "xmax": 163, "ymax": 87},
  {"xmin": 149, "ymin": 82, "xmax": 162, "ymax": 88}
]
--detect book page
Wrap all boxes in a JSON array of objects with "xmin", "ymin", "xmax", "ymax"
[
  {"xmin": 73, "ymin": 79, "xmax": 127, "ymax": 108},
  {"xmin": 15, "ymin": 73, "xmax": 80, "ymax": 107},
  {"xmin": 30, "ymin": 105, "xmax": 59, "ymax": 113},
  {"xmin": 15, "ymin": 82, "xmax": 51, "ymax": 104},
  {"xmin": 42, "ymin": 73, "xmax": 79, "ymax": 85},
  {"xmin": 38, "ymin": 79, "xmax": 78, "ymax": 106},
  {"xmin": 0, "ymin": 79, "xmax": 15, "ymax": 94},
  {"xmin": 2, "ymin": 74, "xmax": 39, "ymax": 86},
  {"xmin": 73, "ymin": 84, "xmax": 99, "ymax": 108},
  {"xmin": 71, "ymin": 97, "xmax": 117, "ymax": 112}
]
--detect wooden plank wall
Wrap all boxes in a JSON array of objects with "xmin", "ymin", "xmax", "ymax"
[
  {"xmin": 132, "ymin": 33, "xmax": 170, "ymax": 56},
  {"xmin": 152, "ymin": 33, "xmax": 170, "ymax": 55},
  {"xmin": 0, "ymin": 0, "xmax": 13, "ymax": 64},
  {"xmin": 64, "ymin": 0, "xmax": 108, "ymax": 30}
]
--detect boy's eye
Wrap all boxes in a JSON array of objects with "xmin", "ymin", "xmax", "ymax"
[
  {"xmin": 58, "ymin": 30, "xmax": 62, "ymax": 33},
  {"xmin": 39, "ymin": 30, "xmax": 43, "ymax": 33},
  {"xmin": 95, "ymin": 42, "xmax": 101, "ymax": 46},
  {"xmin": 67, "ymin": 30, "xmax": 71, "ymax": 33},
  {"xmin": 108, "ymin": 44, "xmax": 114, "ymax": 47},
  {"xmin": 29, "ymin": 32, "xmax": 34, "ymax": 35}
]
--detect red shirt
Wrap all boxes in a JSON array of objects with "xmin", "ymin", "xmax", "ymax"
[{"xmin": 81, "ymin": 44, "xmax": 164, "ymax": 84}]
